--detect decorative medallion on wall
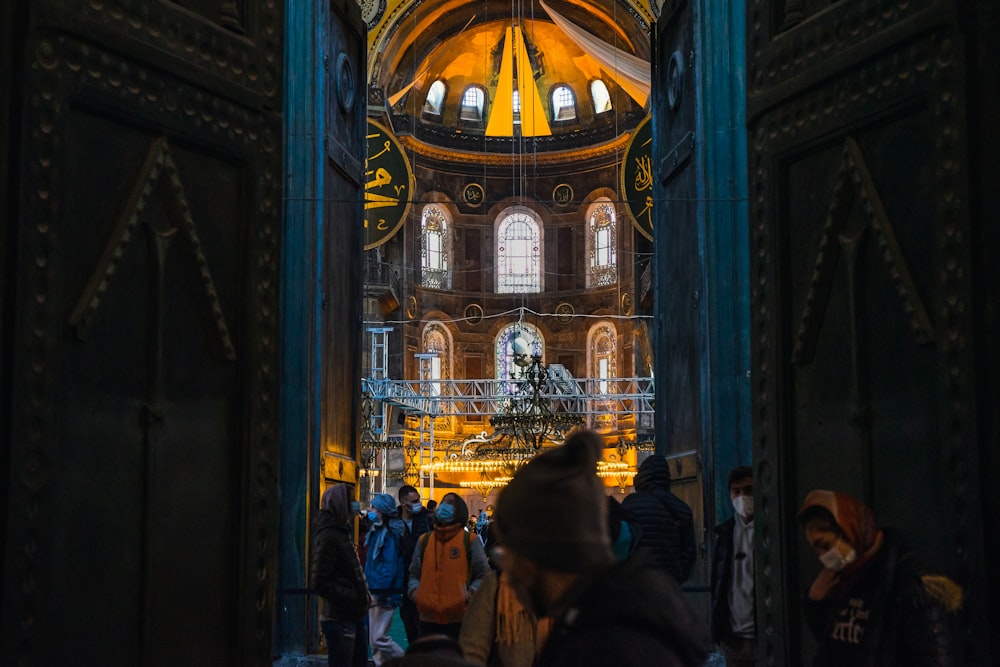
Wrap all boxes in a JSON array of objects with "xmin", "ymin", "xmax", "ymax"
[
  {"xmin": 406, "ymin": 295, "xmax": 418, "ymax": 319},
  {"xmin": 463, "ymin": 183, "xmax": 485, "ymax": 208},
  {"xmin": 556, "ymin": 302, "xmax": 575, "ymax": 325},
  {"xmin": 365, "ymin": 119, "xmax": 414, "ymax": 250},
  {"xmin": 621, "ymin": 115, "xmax": 654, "ymax": 242},
  {"xmin": 464, "ymin": 303, "xmax": 484, "ymax": 325},
  {"xmin": 336, "ymin": 53, "xmax": 355, "ymax": 113},
  {"xmin": 552, "ymin": 183, "xmax": 573, "ymax": 207},
  {"xmin": 360, "ymin": 0, "xmax": 386, "ymax": 30},
  {"xmin": 621, "ymin": 291, "xmax": 633, "ymax": 316}
]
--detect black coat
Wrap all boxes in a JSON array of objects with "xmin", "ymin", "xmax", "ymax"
[
  {"xmin": 399, "ymin": 506, "xmax": 432, "ymax": 582},
  {"xmin": 621, "ymin": 456, "xmax": 696, "ymax": 584},
  {"xmin": 710, "ymin": 517, "xmax": 736, "ymax": 642},
  {"xmin": 309, "ymin": 509, "xmax": 369, "ymax": 621},
  {"xmin": 804, "ymin": 528, "xmax": 956, "ymax": 666},
  {"xmin": 535, "ymin": 554, "xmax": 711, "ymax": 667}
]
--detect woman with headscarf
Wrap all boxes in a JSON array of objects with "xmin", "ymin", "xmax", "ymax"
[
  {"xmin": 310, "ymin": 484, "xmax": 369, "ymax": 667},
  {"xmin": 798, "ymin": 490, "xmax": 962, "ymax": 666},
  {"xmin": 408, "ymin": 493, "xmax": 490, "ymax": 639}
]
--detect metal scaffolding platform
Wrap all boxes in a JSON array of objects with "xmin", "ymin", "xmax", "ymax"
[{"xmin": 361, "ymin": 376, "xmax": 655, "ymax": 419}]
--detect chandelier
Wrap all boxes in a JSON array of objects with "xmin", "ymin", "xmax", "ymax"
[
  {"xmin": 460, "ymin": 476, "xmax": 513, "ymax": 501},
  {"xmin": 484, "ymin": 337, "xmax": 583, "ymax": 455},
  {"xmin": 597, "ymin": 457, "xmax": 637, "ymax": 493}
]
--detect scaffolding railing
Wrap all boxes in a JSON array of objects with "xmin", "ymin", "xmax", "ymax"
[{"xmin": 362, "ymin": 376, "xmax": 655, "ymax": 419}]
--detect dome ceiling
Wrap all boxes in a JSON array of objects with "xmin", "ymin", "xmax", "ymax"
[{"xmin": 370, "ymin": 0, "xmax": 651, "ymax": 154}]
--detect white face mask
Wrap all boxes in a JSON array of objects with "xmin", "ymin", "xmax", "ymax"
[
  {"xmin": 732, "ymin": 495, "xmax": 754, "ymax": 519},
  {"xmin": 819, "ymin": 543, "xmax": 856, "ymax": 571}
]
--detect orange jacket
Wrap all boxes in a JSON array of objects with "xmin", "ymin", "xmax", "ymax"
[{"xmin": 412, "ymin": 525, "xmax": 472, "ymax": 624}]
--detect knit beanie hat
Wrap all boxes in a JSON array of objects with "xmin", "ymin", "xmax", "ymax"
[
  {"xmin": 371, "ymin": 493, "xmax": 397, "ymax": 516},
  {"xmin": 494, "ymin": 429, "xmax": 614, "ymax": 573}
]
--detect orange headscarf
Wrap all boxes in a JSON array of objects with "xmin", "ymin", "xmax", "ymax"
[{"xmin": 798, "ymin": 489, "xmax": 884, "ymax": 575}]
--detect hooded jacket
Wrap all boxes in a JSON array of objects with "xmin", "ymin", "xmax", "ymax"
[
  {"xmin": 365, "ymin": 494, "xmax": 407, "ymax": 599},
  {"xmin": 621, "ymin": 455, "xmax": 696, "ymax": 583},
  {"xmin": 310, "ymin": 509, "xmax": 369, "ymax": 622},
  {"xmin": 535, "ymin": 553, "xmax": 711, "ymax": 667}
]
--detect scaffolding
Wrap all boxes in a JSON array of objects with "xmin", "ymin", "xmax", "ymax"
[{"xmin": 362, "ymin": 330, "xmax": 655, "ymax": 496}]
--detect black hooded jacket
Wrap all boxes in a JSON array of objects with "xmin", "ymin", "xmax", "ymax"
[
  {"xmin": 310, "ymin": 509, "xmax": 369, "ymax": 621},
  {"xmin": 536, "ymin": 554, "xmax": 711, "ymax": 667},
  {"xmin": 621, "ymin": 455, "xmax": 696, "ymax": 583}
]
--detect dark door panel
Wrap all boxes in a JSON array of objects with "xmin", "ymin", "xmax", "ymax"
[
  {"xmin": 2, "ymin": 8, "xmax": 281, "ymax": 663},
  {"xmin": 748, "ymin": 2, "xmax": 996, "ymax": 663}
]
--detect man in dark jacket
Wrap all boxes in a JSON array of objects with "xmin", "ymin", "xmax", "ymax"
[
  {"xmin": 493, "ymin": 430, "xmax": 711, "ymax": 667},
  {"xmin": 397, "ymin": 485, "xmax": 431, "ymax": 644},
  {"xmin": 711, "ymin": 466, "xmax": 756, "ymax": 666},
  {"xmin": 621, "ymin": 454, "xmax": 697, "ymax": 584}
]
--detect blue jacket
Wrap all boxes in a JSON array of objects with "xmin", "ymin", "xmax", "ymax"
[{"xmin": 364, "ymin": 518, "xmax": 405, "ymax": 600}]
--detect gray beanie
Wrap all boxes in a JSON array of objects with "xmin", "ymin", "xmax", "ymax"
[{"xmin": 494, "ymin": 429, "xmax": 614, "ymax": 573}]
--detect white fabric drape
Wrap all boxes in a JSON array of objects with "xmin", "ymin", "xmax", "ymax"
[{"xmin": 538, "ymin": 0, "xmax": 650, "ymax": 107}]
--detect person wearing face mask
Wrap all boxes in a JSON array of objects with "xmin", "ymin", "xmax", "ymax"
[
  {"xmin": 408, "ymin": 493, "xmax": 490, "ymax": 640},
  {"xmin": 798, "ymin": 489, "xmax": 962, "ymax": 666},
  {"xmin": 364, "ymin": 493, "xmax": 407, "ymax": 665},
  {"xmin": 397, "ymin": 485, "xmax": 432, "ymax": 644},
  {"xmin": 710, "ymin": 467, "xmax": 756, "ymax": 666},
  {"xmin": 492, "ymin": 430, "xmax": 711, "ymax": 666},
  {"xmin": 310, "ymin": 484, "xmax": 370, "ymax": 667}
]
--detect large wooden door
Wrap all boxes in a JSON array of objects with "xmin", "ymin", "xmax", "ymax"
[
  {"xmin": 747, "ymin": 1, "xmax": 998, "ymax": 664},
  {"xmin": 1, "ymin": 1, "xmax": 282, "ymax": 663}
]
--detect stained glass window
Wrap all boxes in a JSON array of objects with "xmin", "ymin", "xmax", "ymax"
[
  {"xmin": 421, "ymin": 205, "xmax": 451, "ymax": 289},
  {"xmin": 589, "ymin": 323, "xmax": 617, "ymax": 394},
  {"xmin": 587, "ymin": 200, "xmax": 617, "ymax": 287},
  {"xmin": 496, "ymin": 210, "xmax": 541, "ymax": 293}
]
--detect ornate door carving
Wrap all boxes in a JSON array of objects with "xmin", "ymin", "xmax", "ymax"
[
  {"xmin": 2, "ymin": 1, "xmax": 281, "ymax": 664},
  {"xmin": 748, "ymin": 1, "xmax": 995, "ymax": 663}
]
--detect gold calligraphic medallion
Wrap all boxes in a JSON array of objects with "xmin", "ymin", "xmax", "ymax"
[
  {"xmin": 463, "ymin": 183, "xmax": 485, "ymax": 208},
  {"xmin": 620, "ymin": 115, "xmax": 653, "ymax": 241},
  {"xmin": 365, "ymin": 119, "xmax": 414, "ymax": 250},
  {"xmin": 552, "ymin": 184, "xmax": 573, "ymax": 207}
]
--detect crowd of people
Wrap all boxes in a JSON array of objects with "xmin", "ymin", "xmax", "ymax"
[{"xmin": 310, "ymin": 430, "xmax": 962, "ymax": 667}]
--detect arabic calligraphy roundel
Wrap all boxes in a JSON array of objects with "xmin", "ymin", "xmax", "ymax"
[
  {"xmin": 620, "ymin": 115, "xmax": 653, "ymax": 242},
  {"xmin": 365, "ymin": 119, "xmax": 414, "ymax": 250}
]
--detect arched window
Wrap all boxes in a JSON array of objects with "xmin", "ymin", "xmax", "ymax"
[
  {"xmin": 588, "ymin": 322, "xmax": 617, "ymax": 394},
  {"xmin": 421, "ymin": 205, "xmax": 451, "ymax": 289},
  {"xmin": 512, "ymin": 89, "xmax": 521, "ymax": 126},
  {"xmin": 495, "ymin": 322, "xmax": 544, "ymax": 381},
  {"xmin": 423, "ymin": 80, "xmax": 446, "ymax": 116},
  {"xmin": 586, "ymin": 199, "xmax": 617, "ymax": 287},
  {"xmin": 496, "ymin": 209, "xmax": 542, "ymax": 293},
  {"xmin": 460, "ymin": 85, "xmax": 486, "ymax": 121},
  {"xmin": 422, "ymin": 322, "xmax": 452, "ymax": 395},
  {"xmin": 590, "ymin": 79, "xmax": 612, "ymax": 114},
  {"xmin": 551, "ymin": 84, "xmax": 577, "ymax": 121}
]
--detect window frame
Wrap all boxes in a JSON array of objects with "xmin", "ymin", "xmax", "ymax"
[
  {"xmin": 589, "ymin": 79, "xmax": 613, "ymax": 115},
  {"xmin": 422, "ymin": 79, "xmax": 447, "ymax": 118},
  {"xmin": 586, "ymin": 199, "xmax": 618, "ymax": 287},
  {"xmin": 549, "ymin": 83, "xmax": 578, "ymax": 122},
  {"xmin": 495, "ymin": 207, "xmax": 543, "ymax": 294},
  {"xmin": 421, "ymin": 204, "xmax": 452, "ymax": 290}
]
